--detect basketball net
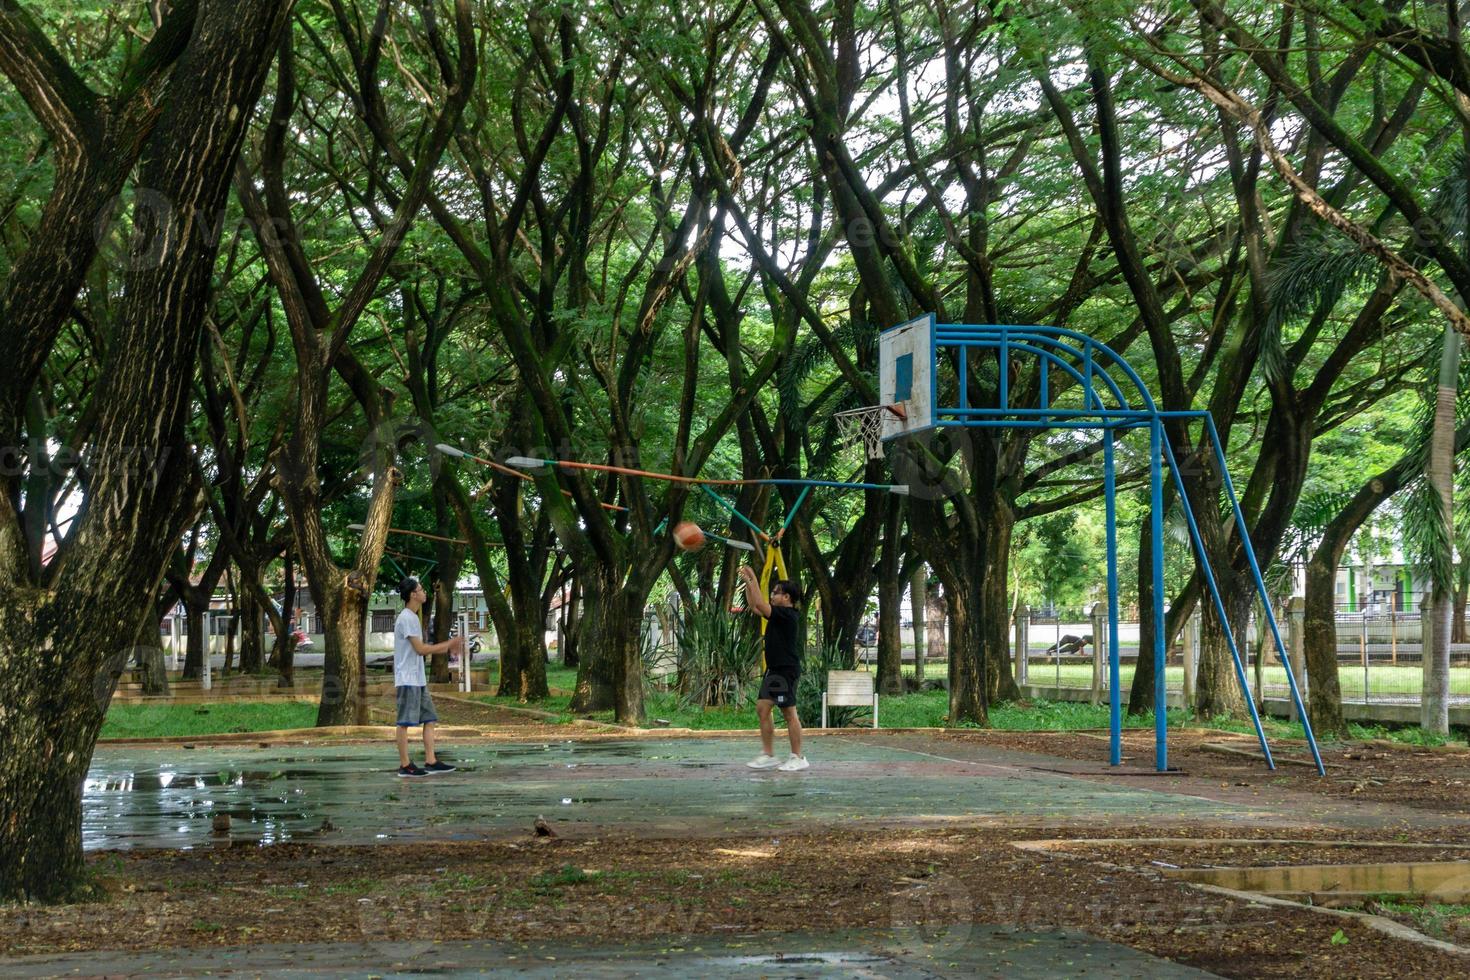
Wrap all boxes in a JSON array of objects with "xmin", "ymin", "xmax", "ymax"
[{"xmin": 833, "ymin": 405, "xmax": 905, "ymax": 460}]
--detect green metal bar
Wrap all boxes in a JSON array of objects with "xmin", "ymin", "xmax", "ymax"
[
  {"xmin": 699, "ymin": 484, "xmax": 765, "ymax": 540},
  {"xmin": 780, "ymin": 486, "xmax": 812, "ymax": 533}
]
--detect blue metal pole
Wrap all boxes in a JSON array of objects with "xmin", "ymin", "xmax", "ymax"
[
  {"xmin": 1105, "ymin": 429, "xmax": 1121, "ymax": 766},
  {"xmin": 1201, "ymin": 417, "xmax": 1326, "ymax": 775},
  {"xmin": 1150, "ymin": 419, "xmax": 1168, "ymax": 771},
  {"xmin": 999, "ymin": 329, "xmax": 1009, "ymax": 410},
  {"xmin": 780, "ymin": 486, "xmax": 812, "ymax": 534},
  {"xmin": 1157, "ymin": 438, "xmax": 1276, "ymax": 769},
  {"xmin": 699, "ymin": 484, "xmax": 766, "ymax": 540}
]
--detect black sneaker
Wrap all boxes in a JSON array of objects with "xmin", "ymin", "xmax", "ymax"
[
  {"xmin": 424, "ymin": 761, "xmax": 457, "ymax": 774},
  {"xmin": 397, "ymin": 764, "xmax": 429, "ymax": 778}
]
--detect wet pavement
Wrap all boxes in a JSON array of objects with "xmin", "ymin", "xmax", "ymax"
[
  {"xmin": 82, "ymin": 735, "xmax": 1255, "ymax": 851},
  {"xmin": 1, "ymin": 927, "xmax": 1217, "ymax": 978}
]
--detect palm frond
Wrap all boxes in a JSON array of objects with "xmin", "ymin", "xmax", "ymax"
[{"xmin": 1266, "ymin": 237, "xmax": 1380, "ymax": 331}]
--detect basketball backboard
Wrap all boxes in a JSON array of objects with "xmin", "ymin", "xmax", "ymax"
[{"xmin": 879, "ymin": 314, "xmax": 934, "ymax": 440}]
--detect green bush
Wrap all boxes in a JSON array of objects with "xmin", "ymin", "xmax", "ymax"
[{"xmin": 670, "ymin": 600, "xmax": 762, "ymax": 708}]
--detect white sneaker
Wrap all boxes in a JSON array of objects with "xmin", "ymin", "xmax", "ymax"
[
  {"xmin": 746, "ymin": 753, "xmax": 782, "ymax": 769},
  {"xmin": 777, "ymin": 754, "xmax": 809, "ymax": 772}
]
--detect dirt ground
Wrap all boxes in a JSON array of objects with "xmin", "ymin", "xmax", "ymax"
[
  {"xmin": 968, "ymin": 728, "xmax": 1470, "ymax": 816},
  {"xmin": 4, "ymin": 824, "xmax": 1466, "ymax": 978},
  {"xmin": 10, "ymin": 723, "xmax": 1470, "ymax": 977}
]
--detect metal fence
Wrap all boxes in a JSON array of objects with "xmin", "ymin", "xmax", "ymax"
[{"xmin": 1012, "ymin": 604, "xmax": 1470, "ymax": 709}]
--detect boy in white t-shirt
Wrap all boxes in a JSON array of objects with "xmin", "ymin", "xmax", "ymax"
[{"xmin": 393, "ymin": 576, "xmax": 463, "ymax": 777}]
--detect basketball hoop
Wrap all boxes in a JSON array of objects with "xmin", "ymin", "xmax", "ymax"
[{"xmin": 834, "ymin": 404, "xmax": 906, "ymax": 460}]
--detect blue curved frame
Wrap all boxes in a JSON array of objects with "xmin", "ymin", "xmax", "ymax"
[{"xmin": 885, "ymin": 320, "xmax": 1324, "ymax": 775}]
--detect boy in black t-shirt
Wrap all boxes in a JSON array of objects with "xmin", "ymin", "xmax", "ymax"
[{"xmin": 738, "ymin": 565, "xmax": 808, "ymax": 771}]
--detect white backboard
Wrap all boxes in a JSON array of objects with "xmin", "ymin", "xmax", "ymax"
[{"xmin": 879, "ymin": 314, "xmax": 934, "ymax": 439}]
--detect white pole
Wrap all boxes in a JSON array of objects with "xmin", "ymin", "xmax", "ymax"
[
  {"xmin": 201, "ymin": 610, "xmax": 213, "ymax": 692},
  {"xmin": 169, "ymin": 610, "xmax": 181, "ymax": 671},
  {"xmin": 459, "ymin": 609, "xmax": 472, "ymax": 693}
]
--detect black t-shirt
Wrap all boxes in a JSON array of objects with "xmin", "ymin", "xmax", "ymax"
[{"xmin": 763, "ymin": 606, "xmax": 801, "ymax": 673}]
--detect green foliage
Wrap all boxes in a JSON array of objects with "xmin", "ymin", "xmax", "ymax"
[
  {"xmin": 672, "ymin": 602, "xmax": 762, "ymax": 708},
  {"xmin": 1012, "ymin": 511, "xmax": 1104, "ymax": 614}
]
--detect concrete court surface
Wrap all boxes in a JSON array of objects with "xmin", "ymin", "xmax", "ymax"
[
  {"xmin": 1, "ymin": 927, "xmax": 1216, "ymax": 978},
  {"xmin": 79, "ymin": 732, "xmax": 1277, "ymax": 850}
]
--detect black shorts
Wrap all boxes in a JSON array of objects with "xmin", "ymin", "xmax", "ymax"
[{"xmin": 758, "ymin": 669, "xmax": 800, "ymax": 708}]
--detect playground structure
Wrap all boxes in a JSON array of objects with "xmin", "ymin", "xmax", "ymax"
[{"xmin": 868, "ymin": 315, "xmax": 1325, "ymax": 775}]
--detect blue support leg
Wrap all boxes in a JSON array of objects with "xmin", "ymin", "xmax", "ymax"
[
  {"xmin": 1150, "ymin": 420, "xmax": 1168, "ymax": 771},
  {"xmin": 1105, "ymin": 429, "xmax": 1121, "ymax": 766},
  {"xmin": 1158, "ymin": 439, "xmax": 1276, "ymax": 770},
  {"xmin": 1201, "ymin": 418, "xmax": 1326, "ymax": 775}
]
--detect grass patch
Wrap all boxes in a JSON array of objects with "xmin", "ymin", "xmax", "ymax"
[
  {"xmin": 529, "ymin": 864, "xmax": 601, "ymax": 892},
  {"xmin": 489, "ymin": 662, "xmax": 1468, "ymax": 748},
  {"xmin": 1373, "ymin": 898, "xmax": 1470, "ymax": 938},
  {"xmin": 100, "ymin": 701, "xmax": 318, "ymax": 739}
]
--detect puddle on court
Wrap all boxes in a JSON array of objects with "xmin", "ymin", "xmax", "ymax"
[{"xmin": 83, "ymin": 738, "xmax": 1248, "ymax": 851}]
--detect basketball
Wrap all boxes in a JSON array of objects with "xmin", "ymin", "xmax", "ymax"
[{"xmin": 673, "ymin": 520, "xmax": 706, "ymax": 551}]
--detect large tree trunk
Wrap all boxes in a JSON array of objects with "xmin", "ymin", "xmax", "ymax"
[
  {"xmin": 1452, "ymin": 559, "xmax": 1468, "ymax": 644},
  {"xmin": 943, "ymin": 576, "xmax": 987, "ymax": 725},
  {"xmin": 315, "ymin": 583, "xmax": 370, "ymax": 727},
  {"xmin": 0, "ymin": 0, "xmax": 291, "ymax": 902},
  {"xmin": 429, "ymin": 566, "xmax": 457, "ymax": 685},
  {"xmin": 273, "ymin": 550, "xmax": 297, "ymax": 687},
  {"xmin": 502, "ymin": 574, "xmax": 550, "ymax": 700},
  {"xmin": 1423, "ymin": 331, "xmax": 1459, "ymax": 735},
  {"xmin": 137, "ymin": 644, "xmax": 170, "ymax": 696},
  {"xmin": 1195, "ymin": 573, "xmax": 1251, "ymax": 718},
  {"xmin": 1129, "ymin": 513, "xmax": 1158, "ymax": 716},
  {"xmin": 876, "ymin": 497, "xmax": 905, "ymax": 696},
  {"xmin": 571, "ymin": 564, "xmax": 619, "ymax": 713},
  {"xmin": 568, "ymin": 560, "xmax": 649, "ymax": 723},
  {"xmin": 911, "ymin": 566, "xmax": 927, "ymax": 684},
  {"xmin": 182, "ymin": 599, "xmax": 205, "ymax": 681},
  {"xmin": 239, "ymin": 587, "xmax": 263, "ymax": 674},
  {"xmin": 978, "ymin": 507, "xmax": 1021, "ymax": 704},
  {"xmin": 1303, "ymin": 551, "xmax": 1348, "ymax": 736}
]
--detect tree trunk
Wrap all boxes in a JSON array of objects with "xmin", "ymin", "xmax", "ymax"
[
  {"xmin": 571, "ymin": 564, "xmax": 620, "ymax": 714},
  {"xmin": 1196, "ymin": 573, "xmax": 1251, "ymax": 718},
  {"xmin": 569, "ymin": 563, "xmax": 649, "ymax": 723},
  {"xmin": 239, "ymin": 586, "xmax": 263, "ymax": 675},
  {"xmin": 563, "ymin": 577, "xmax": 581, "ymax": 669},
  {"xmin": 183, "ymin": 600, "xmax": 205, "ymax": 681},
  {"xmin": 0, "ymin": 619, "xmax": 120, "ymax": 901},
  {"xmin": 137, "ymin": 646, "xmax": 170, "ymax": 695},
  {"xmin": 430, "ymin": 569, "xmax": 455, "ymax": 685},
  {"xmin": 222, "ymin": 578, "xmax": 237, "ymax": 678},
  {"xmin": 315, "ymin": 583, "xmax": 370, "ymax": 727},
  {"xmin": 136, "ymin": 617, "xmax": 170, "ymax": 696},
  {"xmin": 1303, "ymin": 551, "xmax": 1348, "ymax": 736},
  {"xmin": 876, "ymin": 498, "xmax": 905, "ymax": 696},
  {"xmin": 0, "ymin": 0, "xmax": 291, "ymax": 902},
  {"xmin": 943, "ymin": 577, "xmax": 987, "ymax": 725},
  {"xmin": 1128, "ymin": 514, "xmax": 1157, "ymax": 716},
  {"xmin": 1452, "ymin": 559, "xmax": 1468, "ymax": 644},
  {"xmin": 1423, "ymin": 331, "xmax": 1459, "ymax": 735},
  {"xmin": 978, "ymin": 509, "xmax": 1021, "ymax": 704},
  {"xmin": 274, "ymin": 550, "xmax": 297, "ymax": 687}
]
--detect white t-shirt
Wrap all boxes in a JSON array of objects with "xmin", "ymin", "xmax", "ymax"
[{"xmin": 393, "ymin": 608, "xmax": 427, "ymax": 687}]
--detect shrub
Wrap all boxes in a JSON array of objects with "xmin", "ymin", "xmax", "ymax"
[{"xmin": 670, "ymin": 601, "xmax": 762, "ymax": 708}]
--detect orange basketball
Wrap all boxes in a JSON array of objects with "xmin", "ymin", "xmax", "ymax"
[{"xmin": 673, "ymin": 520, "xmax": 706, "ymax": 551}]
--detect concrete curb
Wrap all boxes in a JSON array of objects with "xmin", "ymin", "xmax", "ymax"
[{"xmin": 1011, "ymin": 837, "xmax": 1470, "ymax": 958}]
